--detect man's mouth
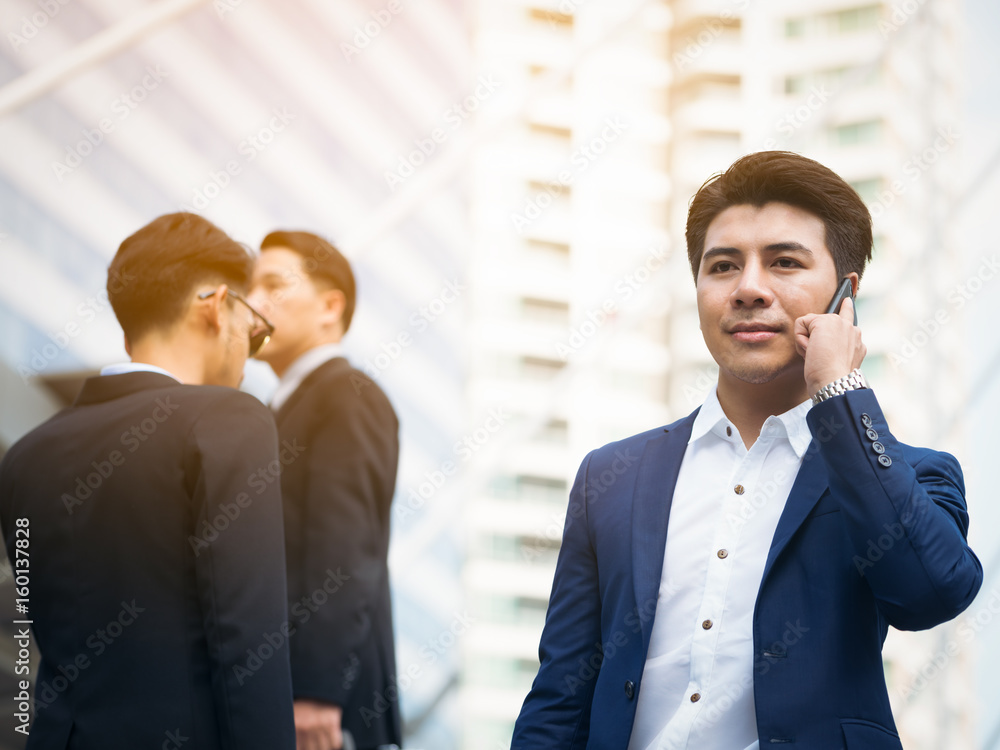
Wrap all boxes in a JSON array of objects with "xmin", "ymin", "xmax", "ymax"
[{"xmin": 727, "ymin": 322, "xmax": 781, "ymax": 343}]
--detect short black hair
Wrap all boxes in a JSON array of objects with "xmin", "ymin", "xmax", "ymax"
[
  {"xmin": 686, "ymin": 151, "xmax": 873, "ymax": 282},
  {"xmin": 260, "ymin": 230, "xmax": 356, "ymax": 333},
  {"xmin": 107, "ymin": 212, "xmax": 253, "ymax": 342}
]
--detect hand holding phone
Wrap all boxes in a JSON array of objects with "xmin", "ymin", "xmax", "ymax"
[{"xmin": 825, "ymin": 277, "xmax": 858, "ymax": 325}]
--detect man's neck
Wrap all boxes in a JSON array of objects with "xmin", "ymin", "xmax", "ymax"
[
  {"xmin": 716, "ymin": 372, "xmax": 809, "ymax": 449},
  {"xmin": 128, "ymin": 338, "xmax": 207, "ymax": 385},
  {"xmin": 267, "ymin": 336, "xmax": 342, "ymax": 380}
]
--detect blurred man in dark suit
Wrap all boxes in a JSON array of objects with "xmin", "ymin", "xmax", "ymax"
[
  {"xmin": 249, "ymin": 231, "xmax": 401, "ymax": 750},
  {"xmin": 0, "ymin": 213, "xmax": 295, "ymax": 749}
]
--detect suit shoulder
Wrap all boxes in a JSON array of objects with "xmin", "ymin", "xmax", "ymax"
[
  {"xmin": 161, "ymin": 385, "xmax": 276, "ymax": 437},
  {"xmin": 169, "ymin": 384, "xmax": 270, "ymax": 411},
  {"xmin": 310, "ymin": 362, "xmax": 397, "ymax": 415},
  {"xmin": 587, "ymin": 411, "xmax": 694, "ymax": 468}
]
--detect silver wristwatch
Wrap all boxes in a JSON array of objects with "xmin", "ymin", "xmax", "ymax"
[{"xmin": 811, "ymin": 368, "xmax": 868, "ymax": 405}]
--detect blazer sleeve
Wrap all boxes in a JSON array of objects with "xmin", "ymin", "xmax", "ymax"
[
  {"xmin": 289, "ymin": 375, "xmax": 398, "ymax": 705},
  {"xmin": 189, "ymin": 391, "xmax": 295, "ymax": 750},
  {"xmin": 512, "ymin": 450, "xmax": 602, "ymax": 750},
  {"xmin": 807, "ymin": 388, "xmax": 983, "ymax": 631}
]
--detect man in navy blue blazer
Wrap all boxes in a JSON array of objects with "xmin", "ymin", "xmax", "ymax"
[{"xmin": 511, "ymin": 152, "xmax": 982, "ymax": 750}]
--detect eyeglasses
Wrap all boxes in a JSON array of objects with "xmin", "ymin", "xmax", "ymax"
[{"xmin": 198, "ymin": 289, "xmax": 275, "ymax": 357}]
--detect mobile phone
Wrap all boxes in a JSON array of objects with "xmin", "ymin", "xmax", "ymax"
[{"xmin": 825, "ymin": 277, "xmax": 858, "ymax": 325}]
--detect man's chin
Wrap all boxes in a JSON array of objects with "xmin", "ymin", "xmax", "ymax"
[{"xmin": 722, "ymin": 357, "xmax": 801, "ymax": 386}]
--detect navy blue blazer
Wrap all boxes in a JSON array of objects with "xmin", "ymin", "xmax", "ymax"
[{"xmin": 512, "ymin": 389, "xmax": 982, "ymax": 749}]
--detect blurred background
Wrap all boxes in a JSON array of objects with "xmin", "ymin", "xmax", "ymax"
[{"xmin": 0, "ymin": 0, "xmax": 998, "ymax": 747}]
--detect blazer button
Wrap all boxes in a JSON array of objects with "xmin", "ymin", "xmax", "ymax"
[
  {"xmin": 872, "ymin": 441, "xmax": 885, "ymax": 454},
  {"xmin": 878, "ymin": 454, "xmax": 892, "ymax": 467},
  {"xmin": 861, "ymin": 413, "xmax": 873, "ymax": 427},
  {"xmin": 624, "ymin": 680, "xmax": 635, "ymax": 700},
  {"xmin": 866, "ymin": 428, "xmax": 878, "ymax": 441}
]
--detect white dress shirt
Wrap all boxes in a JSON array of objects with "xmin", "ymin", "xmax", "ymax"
[
  {"xmin": 627, "ymin": 387, "xmax": 812, "ymax": 750},
  {"xmin": 268, "ymin": 343, "xmax": 343, "ymax": 412},
  {"xmin": 100, "ymin": 362, "xmax": 181, "ymax": 381}
]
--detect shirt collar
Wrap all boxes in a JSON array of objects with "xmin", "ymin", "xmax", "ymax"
[
  {"xmin": 269, "ymin": 343, "xmax": 343, "ymax": 411},
  {"xmin": 100, "ymin": 362, "xmax": 181, "ymax": 382},
  {"xmin": 690, "ymin": 386, "xmax": 813, "ymax": 458}
]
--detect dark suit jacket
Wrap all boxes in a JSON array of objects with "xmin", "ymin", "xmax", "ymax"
[
  {"xmin": 273, "ymin": 356, "xmax": 401, "ymax": 747},
  {"xmin": 511, "ymin": 389, "xmax": 983, "ymax": 749},
  {"xmin": 0, "ymin": 372, "xmax": 295, "ymax": 750}
]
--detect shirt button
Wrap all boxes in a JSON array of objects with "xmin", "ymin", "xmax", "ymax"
[
  {"xmin": 734, "ymin": 484, "xmax": 745, "ymax": 495},
  {"xmin": 690, "ymin": 692, "xmax": 701, "ymax": 703},
  {"xmin": 702, "ymin": 619, "xmax": 713, "ymax": 630},
  {"xmin": 717, "ymin": 549, "xmax": 728, "ymax": 559},
  {"xmin": 726, "ymin": 426, "xmax": 733, "ymax": 437}
]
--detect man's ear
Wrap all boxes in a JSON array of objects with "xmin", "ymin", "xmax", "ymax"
[
  {"xmin": 196, "ymin": 284, "xmax": 228, "ymax": 335},
  {"xmin": 847, "ymin": 272, "xmax": 860, "ymax": 297},
  {"xmin": 320, "ymin": 288, "xmax": 347, "ymax": 330}
]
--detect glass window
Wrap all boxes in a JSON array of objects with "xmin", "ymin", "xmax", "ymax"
[
  {"xmin": 836, "ymin": 5, "xmax": 880, "ymax": 33},
  {"xmin": 835, "ymin": 120, "xmax": 882, "ymax": 146},
  {"xmin": 784, "ymin": 18, "xmax": 806, "ymax": 38}
]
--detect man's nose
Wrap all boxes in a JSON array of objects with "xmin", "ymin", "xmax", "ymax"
[{"xmin": 731, "ymin": 262, "xmax": 773, "ymax": 308}]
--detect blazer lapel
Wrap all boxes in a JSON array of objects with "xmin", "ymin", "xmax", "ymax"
[
  {"xmin": 760, "ymin": 441, "xmax": 829, "ymax": 585},
  {"xmin": 631, "ymin": 413, "xmax": 696, "ymax": 654}
]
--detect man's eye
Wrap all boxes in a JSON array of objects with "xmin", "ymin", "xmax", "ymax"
[
  {"xmin": 775, "ymin": 258, "xmax": 800, "ymax": 268},
  {"xmin": 712, "ymin": 261, "xmax": 735, "ymax": 273}
]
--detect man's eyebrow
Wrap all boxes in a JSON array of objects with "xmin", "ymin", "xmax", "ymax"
[
  {"xmin": 702, "ymin": 246, "xmax": 742, "ymax": 263},
  {"xmin": 702, "ymin": 242, "xmax": 815, "ymax": 263},
  {"xmin": 254, "ymin": 270, "xmax": 287, "ymax": 280},
  {"xmin": 762, "ymin": 241, "xmax": 814, "ymax": 255}
]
